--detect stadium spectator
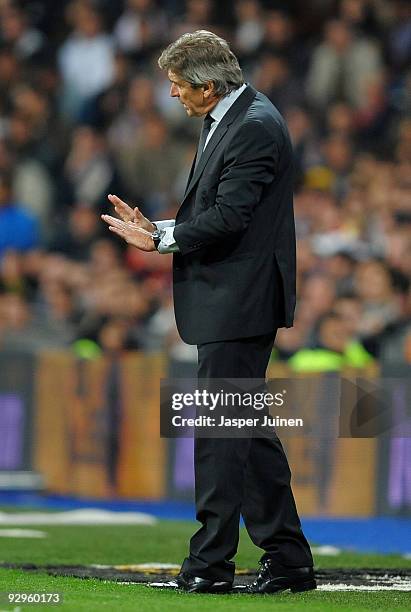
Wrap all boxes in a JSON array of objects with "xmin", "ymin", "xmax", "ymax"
[
  {"xmin": 333, "ymin": 293, "xmax": 364, "ymax": 338},
  {"xmin": 0, "ymin": 2, "xmax": 46, "ymax": 60},
  {"xmin": 257, "ymin": 9, "xmax": 307, "ymax": 77},
  {"xmin": 114, "ymin": 0, "xmax": 168, "ymax": 59},
  {"xmin": 354, "ymin": 259, "xmax": 402, "ymax": 338},
  {"xmin": 172, "ymin": 0, "xmax": 214, "ymax": 38},
  {"xmin": 285, "ymin": 107, "xmax": 321, "ymax": 181},
  {"xmin": 297, "ymin": 274, "xmax": 337, "ymax": 340},
  {"xmin": 306, "ymin": 19, "xmax": 383, "ymax": 111},
  {"xmin": 288, "ymin": 311, "xmax": 374, "ymax": 372},
  {"xmin": 62, "ymin": 125, "xmax": 118, "ymax": 208},
  {"xmin": 108, "ymin": 74, "xmax": 158, "ymax": 151},
  {"xmin": 0, "ymin": 170, "xmax": 39, "ymax": 259},
  {"xmin": 0, "ymin": 0, "xmax": 407, "ymax": 366},
  {"xmin": 80, "ymin": 52, "xmax": 132, "ymax": 131},
  {"xmin": 0, "ymin": 292, "xmax": 72, "ymax": 351},
  {"xmin": 114, "ymin": 112, "xmax": 186, "ymax": 217},
  {"xmin": 325, "ymin": 102, "xmax": 356, "ymax": 138},
  {"xmin": 47, "ymin": 204, "xmax": 105, "ymax": 261},
  {"xmin": 252, "ymin": 53, "xmax": 304, "ymax": 113},
  {"xmin": 233, "ymin": 0, "xmax": 264, "ymax": 58},
  {"xmin": 388, "ymin": 0, "xmax": 411, "ymax": 72},
  {"xmin": 58, "ymin": 0, "xmax": 115, "ymax": 119},
  {"xmin": 0, "ymin": 46, "xmax": 22, "ymax": 121}
]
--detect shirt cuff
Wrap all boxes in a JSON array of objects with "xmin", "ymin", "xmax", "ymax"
[
  {"xmin": 157, "ymin": 226, "xmax": 180, "ymax": 254},
  {"xmin": 153, "ymin": 219, "xmax": 176, "ymax": 230}
]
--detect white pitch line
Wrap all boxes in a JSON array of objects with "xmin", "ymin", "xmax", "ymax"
[
  {"xmin": 0, "ymin": 529, "xmax": 47, "ymax": 538},
  {"xmin": 0, "ymin": 509, "xmax": 156, "ymax": 525},
  {"xmin": 311, "ymin": 545, "xmax": 341, "ymax": 556},
  {"xmin": 106, "ymin": 581, "xmax": 411, "ymax": 592},
  {"xmin": 318, "ymin": 583, "xmax": 411, "ymax": 591}
]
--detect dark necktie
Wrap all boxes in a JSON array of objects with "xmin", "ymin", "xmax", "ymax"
[{"xmin": 194, "ymin": 113, "xmax": 213, "ymax": 172}]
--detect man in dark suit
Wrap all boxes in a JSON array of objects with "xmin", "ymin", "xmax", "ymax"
[{"xmin": 102, "ymin": 30, "xmax": 315, "ymax": 595}]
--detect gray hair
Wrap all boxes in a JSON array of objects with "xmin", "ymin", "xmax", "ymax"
[{"xmin": 158, "ymin": 30, "xmax": 244, "ymax": 97}]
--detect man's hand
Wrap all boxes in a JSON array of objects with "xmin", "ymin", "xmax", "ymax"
[
  {"xmin": 107, "ymin": 194, "xmax": 155, "ymax": 232},
  {"xmin": 101, "ymin": 214, "xmax": 156, "ymax": 252}
]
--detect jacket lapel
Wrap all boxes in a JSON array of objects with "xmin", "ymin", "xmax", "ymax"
[{"xmin": 182, "ymin": 85, "xmax": 257, "ymax": 201}]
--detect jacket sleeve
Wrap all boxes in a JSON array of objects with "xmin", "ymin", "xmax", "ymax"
[
  {"xmin": 173, "ymin": 119, "xmax": 281, "ymax": 256},
  {"xmin": 153, "ymin": 219, "xmax": 176, "ymax": 230}
]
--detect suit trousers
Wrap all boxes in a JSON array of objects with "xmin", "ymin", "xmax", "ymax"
[{"xmin": 180, "ymin": 333, "xmax": 314, "ymax": 582}]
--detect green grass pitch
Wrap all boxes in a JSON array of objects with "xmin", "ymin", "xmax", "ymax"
[{"xmin": 0, "ymin": 519, "xmax": 410, "ymax": 611}]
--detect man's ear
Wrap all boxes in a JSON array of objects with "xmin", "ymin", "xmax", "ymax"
[{"xmin": 203, "ymin": 81, "xmax": 215, "ymax": 99}]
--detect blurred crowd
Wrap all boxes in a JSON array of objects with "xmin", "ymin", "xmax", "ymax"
[{"xmin": 0, "ymin": 0, "xmax": 410, "ymax": 369}]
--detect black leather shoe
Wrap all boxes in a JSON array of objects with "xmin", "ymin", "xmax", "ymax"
[
  {"xmin": 247, "ymin": 558, "xmax": 316, "ymax": 594},
  {"xmin": 175, "ymin": 572, "xmax": 233, "ymax": 593}
]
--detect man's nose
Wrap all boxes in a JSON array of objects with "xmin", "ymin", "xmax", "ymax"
[{"xmin": 170, "ymin": 83, "xmax": 179, "ymax": 97}]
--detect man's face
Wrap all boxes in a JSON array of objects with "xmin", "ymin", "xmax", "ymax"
[
  {"xmin": 168, "ymin": 70, "xmax": 210, "ymax": 117},
  {"xmin": 320, "ymin": 318, "xmax": 349, "ymax": 353}
]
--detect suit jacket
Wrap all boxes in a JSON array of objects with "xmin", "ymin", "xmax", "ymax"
[{"xmin": 173, "ymin": 85, "xmax": 296, "ymax": 345}]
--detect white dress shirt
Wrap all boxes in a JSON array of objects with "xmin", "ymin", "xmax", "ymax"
[{"xmin": 155, "ymin": 83, "xmax": 247, "ymax": 254}]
